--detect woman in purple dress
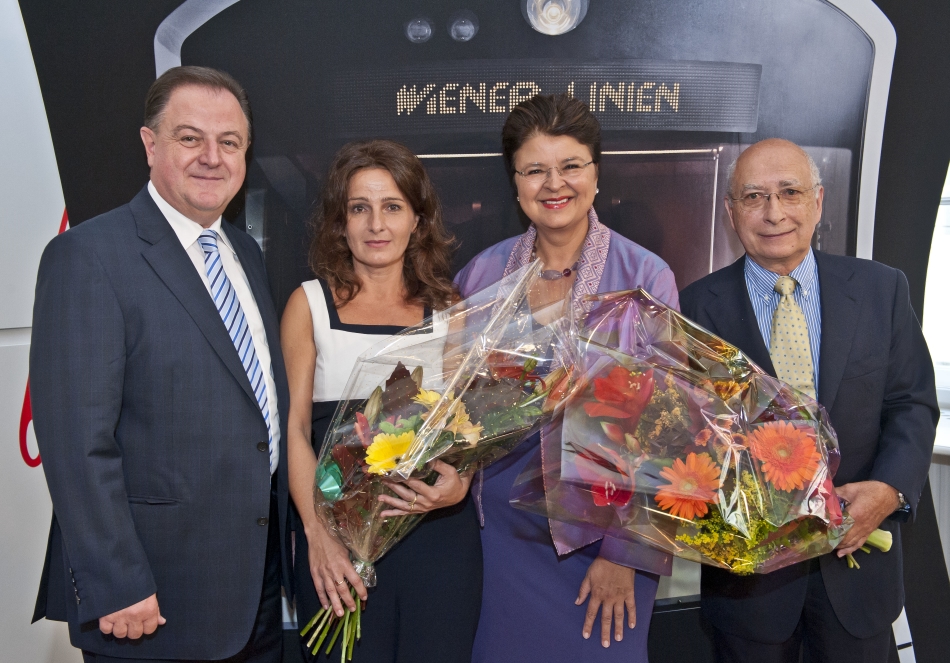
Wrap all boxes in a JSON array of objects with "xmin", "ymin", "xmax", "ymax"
[{"xmin": 455, "ymin": 94, "xmax": 679, "ymax": 661}]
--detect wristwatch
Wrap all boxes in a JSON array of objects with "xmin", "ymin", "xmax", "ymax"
[
  {"xmin": 896, "ymin": 491, "xmax": 907, "ymax": 510},
  {"xmin": 891, "ymin": 490, "xmax": 911, "ymax": 522}
]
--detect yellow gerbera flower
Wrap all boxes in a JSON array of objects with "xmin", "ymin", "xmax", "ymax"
[
  {"xmin": 412, "ymin": 389, "xmax": 442, "ymax": 407},
  {"xmin": 365, "ymin": 430, "xmax": 415, "ymax": 475}
]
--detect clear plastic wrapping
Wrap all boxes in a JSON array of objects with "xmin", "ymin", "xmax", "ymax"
[
  {"xmin": 510, "ymin": 288, "xmax": 852, "ymax": 575},
  {"xmin": 312, "ymin": 261, "xmax": 577, "ymax": 586}
]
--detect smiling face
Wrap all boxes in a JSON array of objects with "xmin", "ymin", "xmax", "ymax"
[
  {"xmin": 512, "ymin": 133, "xmax": 598, "ymax": 236},
  {"xmin": 726, "ymin": 139, "xmax": 824, "ymax": 275},
  {"xmin": 140, "ymin": 84, "xmax": 249, "ymax": 227},
  {"xmin": 344, "ymin": 168, "xmax": 419, "ymax": 274}
]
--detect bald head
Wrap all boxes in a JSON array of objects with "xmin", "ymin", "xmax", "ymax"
[
  {"xmin": 723, "ymin": 138, "xmax": 825, "ymax": 276},
  {"xmin": 727, "ymin": 139, "xmax": 821, "ymax": 198}
]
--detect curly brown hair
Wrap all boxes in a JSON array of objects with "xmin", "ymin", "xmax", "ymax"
[{"xmin": 309, "ymin": 140, "xmax": 457, "ymax": 310}]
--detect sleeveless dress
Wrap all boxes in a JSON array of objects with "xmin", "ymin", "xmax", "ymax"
[{"xmin": 293, "ymin": 279, "xmax": 482, "ymax": 663}]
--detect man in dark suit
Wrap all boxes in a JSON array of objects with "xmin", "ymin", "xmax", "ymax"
[
  {"xmin": 680, "ymin": 138, "xmax": 937, "ymax": 663},
  {"xmin": 30, "ymin": 66, "xmax": 289, "ymax": 662}
]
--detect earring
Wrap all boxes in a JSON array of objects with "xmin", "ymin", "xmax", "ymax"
[
  {"xmin": 595, "ymin": 188, "xmax": 600, "ymax": 194},
  {"xmin": 516, "ymin": 196, "xmax": 520, "ymax": 201}
]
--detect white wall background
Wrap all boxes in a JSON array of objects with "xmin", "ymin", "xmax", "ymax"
[{"xmin": 0, "ymin": 0, "xmax": 76, "ymax": 659}]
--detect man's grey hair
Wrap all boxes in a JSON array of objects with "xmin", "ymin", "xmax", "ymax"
[{"xmin": 726, "ymin": 142, "xmax": 822, "ymax": 200}]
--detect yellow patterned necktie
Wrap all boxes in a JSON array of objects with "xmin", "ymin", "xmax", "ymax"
[{"xmin": 769, "ymin": 276, "xmax": 816, "ymax": 399}]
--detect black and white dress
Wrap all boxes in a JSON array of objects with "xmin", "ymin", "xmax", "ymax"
[{"xmin": 293, "ymin": 278, "xmax": 482, "ymax": 663}]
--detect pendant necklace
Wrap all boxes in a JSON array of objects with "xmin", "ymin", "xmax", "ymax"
[{"xmin": 532, "ymin": 247, "xmax": 581, "ymax": 280}]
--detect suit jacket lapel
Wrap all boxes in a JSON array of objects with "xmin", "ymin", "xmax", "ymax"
[
  {"xmin": 131, "ymin": 188, "xmax": 258, "ymax": 405},
  {"xmin": 815, "ymin": 251, "xmax": 859, "ymax": 412},
  {"xmin": 701, "ymin": 257, "xmax": 776, "ymax": 376}
]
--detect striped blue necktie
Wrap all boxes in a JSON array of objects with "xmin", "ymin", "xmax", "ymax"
[{"xmin": 198, "ymin": 229, "xmax": 277, "ymax": 474}]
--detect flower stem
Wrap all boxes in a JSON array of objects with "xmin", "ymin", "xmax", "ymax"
[
  {"xmin": 325, "ymin": 613, "xmax": 347, "ymax": 655},
  {"xmin": 306, "ymin": 608, "xmax": 332, "ymax": 649},
  {"xmin": 865, "ymin": 528, "xmax": 893, "ymax": 552},
  {"xmin": 300, "ymin": 609, "xmax": 322, "ymax": 638},
  {"xmin": 303, "ymin": 587, "xmax": 365, "ymax": 657}
]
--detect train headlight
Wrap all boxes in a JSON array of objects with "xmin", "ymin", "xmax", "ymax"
[{"xmin": 522, "ymin": 0, "xmax": 589, "ymax": 36}]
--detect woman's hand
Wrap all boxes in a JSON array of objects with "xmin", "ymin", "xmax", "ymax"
[
  {"xmin": 378, "ymin": 460, "xmax": 472, "ymax": 517},
  {"xmin": 576, "ymin": 557, "xmax": 637, "ymax": 648},
  {"xmin": 305, "ymin": 524, "xmax": 368, "ymax": 617}
]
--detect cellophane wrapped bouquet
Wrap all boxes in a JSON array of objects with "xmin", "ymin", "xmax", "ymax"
[
  {"xmin": 302, "ymin": 262, "xmax": 576, "ymax": 659},
  {"xmin": 511, "ymin": 288, "xmax": 852, "ymax": 576}
]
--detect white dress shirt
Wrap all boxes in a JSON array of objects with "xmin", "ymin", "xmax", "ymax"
[{"xmin": 148, "ymin": 181, "xmax": 281, "ymax": 472}]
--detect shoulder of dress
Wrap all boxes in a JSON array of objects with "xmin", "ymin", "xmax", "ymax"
[
  {"xmin": 604, "ymin": 230, "xmax": 674, "ymax": 276},
  {"xmin": 455, "ymin": 236, "xmax": 521, "ymax": 294},
  {"xmin": 300, "ymin": 279, "xmax": 328, "ymax": 310}
]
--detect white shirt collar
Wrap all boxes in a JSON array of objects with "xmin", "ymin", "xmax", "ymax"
[{"xmin": 147, "ymin": 181, "xmax": 234, "ymax": 252}]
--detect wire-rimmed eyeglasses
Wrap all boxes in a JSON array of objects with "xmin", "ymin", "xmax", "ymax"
[
  {"xmin": 514, "ymin": 160, "xmax": 595, "ymax": 184},
  {"xmin": 730, "ymin": 185, "xmax": 819, "ymax": 211}
]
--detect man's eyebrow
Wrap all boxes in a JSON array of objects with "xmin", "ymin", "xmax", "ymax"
[
  {"xmin": 169, "ymin": 125, "xmax": 246, "ymax": 141},
  {"xmin": 778, "ymin": 178, "xmax": 803, "ymax": 187},
  {"xmin": 170, "ymin": 124, "xmax": 204, "ymax": 135}
]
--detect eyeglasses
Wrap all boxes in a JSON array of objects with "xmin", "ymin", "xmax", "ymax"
[
  {"xmin": 514, "ymin": 160, "xmax": 595, "ymax": 184},
  {"xmin": 730, "ymin": 185, "xmax": 819, "ymax": 211}
]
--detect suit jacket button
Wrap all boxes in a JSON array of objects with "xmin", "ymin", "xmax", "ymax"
[
  {"xmin": 257, "ymin": 517, "xmax": 269, "ymax": 526},
  {"xmin": 257, "ymin": 442, "xmax": 268, "ymax": 452}
]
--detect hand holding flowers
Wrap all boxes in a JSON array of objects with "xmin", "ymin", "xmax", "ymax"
[
  {"xmin": 834, "ymin": 480, "xmax": 901, "ymax": 557},
  {"xmin": 378, "ymin": 460, "xmax": 473, "ymax": 517}
]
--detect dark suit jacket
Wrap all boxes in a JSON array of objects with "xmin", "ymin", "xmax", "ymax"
[
  {"xmin": 30, "ymin": 187, "xmax": 291, "ymax": 659},
  {"xmin": 679, "ymin": 251, "xmax": 937, "ymax": 642}
]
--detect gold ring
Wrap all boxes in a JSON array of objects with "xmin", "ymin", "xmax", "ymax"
[
  {"xmin": 409, "ymin": 496, "xmax": 418, "ymax": 512},
  {"xmin": 335, "ymin": 579, "xmax": 346, "ymax": 586}
]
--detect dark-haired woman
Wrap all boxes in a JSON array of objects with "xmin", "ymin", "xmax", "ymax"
[
  {"xmin": 281, "ymin": 140, "xmax": 481, "ymax": 662},
  {"xmin": 455, "ymin": 94, "xmax": 679, "ymax": 661}
]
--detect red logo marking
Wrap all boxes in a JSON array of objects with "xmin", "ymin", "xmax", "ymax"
[{"xmin": 19, "ymin": 208, "xmax": 69, "ymax": 467}]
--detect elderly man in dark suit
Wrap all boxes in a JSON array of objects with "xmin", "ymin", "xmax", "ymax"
[
  {"xmin": 679, "ymin": 138, "xmax": 937, "ymax": 663},
  {"xmin": 30, "ymin": 66, "xmax": 289, "ymax": 662}
]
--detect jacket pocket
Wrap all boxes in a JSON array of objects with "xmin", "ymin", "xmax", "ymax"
[{"xmin": 127, "ymin": 495, "xmax": 179, "ymax": 505}]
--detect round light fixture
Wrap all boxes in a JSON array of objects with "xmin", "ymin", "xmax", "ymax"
[
  {"xmin": 448, "ymin": 10, "xmax": 479, "ymax": 42},
  {"xmin": 405, "ymin": 17, "xmax": 433, "ymax": 43},
  {"xmin": 522, "ymin": 0, "xmax": 589, "ymax": 36}
]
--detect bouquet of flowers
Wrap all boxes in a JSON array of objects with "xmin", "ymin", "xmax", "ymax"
[
  {"xmin": 511, "ymin": 288, "xmax": 857, "ymax": 575},
  {"xmin": 302, "ymin": 262, "xmax": 576, "ymax": 660}
]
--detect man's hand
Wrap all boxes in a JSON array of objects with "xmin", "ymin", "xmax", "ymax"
[
  {"xmin": 835, "ymin": 480, "xmax": 901, "ymax": 557},
  {"xmin": 99, "ymin": 594, "xmax": 165, "ymax": 639}
]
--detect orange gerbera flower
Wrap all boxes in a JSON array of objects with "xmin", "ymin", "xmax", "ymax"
[
  {"xmin": 655, "ymin": 452, "xmax": 720, "ymax": 520},
  {"xmin": 748, "ymin": 421, "xmax": 821, "ymax": 492}
]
